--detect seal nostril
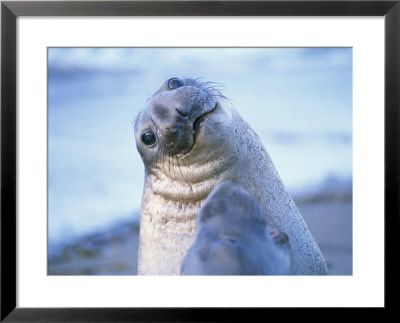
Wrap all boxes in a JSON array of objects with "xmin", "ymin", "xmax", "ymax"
[{"xmin": 175, "ymin": 107, "xmax": 189, "ymax": 119}]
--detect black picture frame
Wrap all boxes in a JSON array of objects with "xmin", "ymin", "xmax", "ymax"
[{"xmin": 1, "ymin": 0, "xmax": 398, "ymax": 321}]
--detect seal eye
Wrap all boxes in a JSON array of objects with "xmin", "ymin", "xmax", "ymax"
[
  {"xmin": 141, "ymin": 131, "xmax": 156, "ymax": 146},
  {"xmin": 220, "ymin": 233, "xmax": 238, "ymax": 244},
  {"xmin": 167, "ymin": 77, "xmax": 184, "ymax": 90}
]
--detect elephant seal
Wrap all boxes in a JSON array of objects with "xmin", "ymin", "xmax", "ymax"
[
  {"xmin": 180, "ymin": 181, "xmax": 291, "ymax": 275},
  {"xmin": 134, "ymin": 77, "xmax": 328, "ymax": 275}
]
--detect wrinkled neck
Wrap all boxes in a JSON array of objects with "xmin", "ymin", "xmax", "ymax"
[
  {"xmin": 151, "ymin": 153, "xmax": 235, "ymax": 199},
  {"xmin": 141, "ymin": 150, "xmax": 236, "ymax": 232}
]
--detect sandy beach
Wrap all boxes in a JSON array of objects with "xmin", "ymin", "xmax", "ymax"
[{"xmin": 48, "ymin": 193, "xmax": 352, "ymax": 276}]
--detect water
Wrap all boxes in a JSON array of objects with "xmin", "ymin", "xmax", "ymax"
[{"xmin": 48, "ymin": 48, "xmax": 352, "ymax": 247}]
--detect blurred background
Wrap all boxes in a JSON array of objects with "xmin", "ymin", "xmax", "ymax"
[{"xmin": 48, "ymin": 48, "xmax": 352, "ymax": 275}]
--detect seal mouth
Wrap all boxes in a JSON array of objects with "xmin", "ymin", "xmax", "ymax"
[{"xmin": 193, "ymin": 102, "xmax": 218, "ymax": 142}]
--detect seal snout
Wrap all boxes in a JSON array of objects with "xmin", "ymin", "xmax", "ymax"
[
  {"xmin": 149, "ymin": 90, "xmax": 215, "ymax": 125},
  {"xmin": 147, "ymin": 86, "xmax": 216, "ymax": 155}
]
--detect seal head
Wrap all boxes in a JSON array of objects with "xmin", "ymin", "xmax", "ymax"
[
  {"xmin": 181, "ymin": 181, "xmax": 291, "ymax": 275},
  {"xmin": 135, "ymin": 77, "xmax": 221, "ymax": 160}
]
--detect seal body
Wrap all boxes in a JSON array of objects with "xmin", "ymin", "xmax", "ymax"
[
  {"xmin": 134, "ymin": 77, "xmax": 328, "ymax": 275},
  {"xmin": 181, "ymin": 181, "xmax": 291, "ymax": 275}
]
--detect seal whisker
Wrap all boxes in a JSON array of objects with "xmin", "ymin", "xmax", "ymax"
[
  {"xmin": 155, "ymin": 145, "xmax": 161, "ymax": 169},
  {"xmin": 168, "ymin": 152, "xmax": 173, "ymax": 179},
  {"xmin": 202, "ymin": 151, "xmax": 213, "ymax": 165},
  {"xmin": 164, "ymin": 149, "xmax": 172, "ymax": 181},
  {"xmin": 185, "ymin": 77, "xmax": 229, "ymax": 103},
  {"xmin": 175, "ymin": 156, "xmax": 186, "ymax": 182},
  {"xmin": 178, "ymin": 155, "xmax": 195, "ymax": 185},
  {"xmin": 161, "ymin": 147, "xmax": 168, "ymax": 178}
]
